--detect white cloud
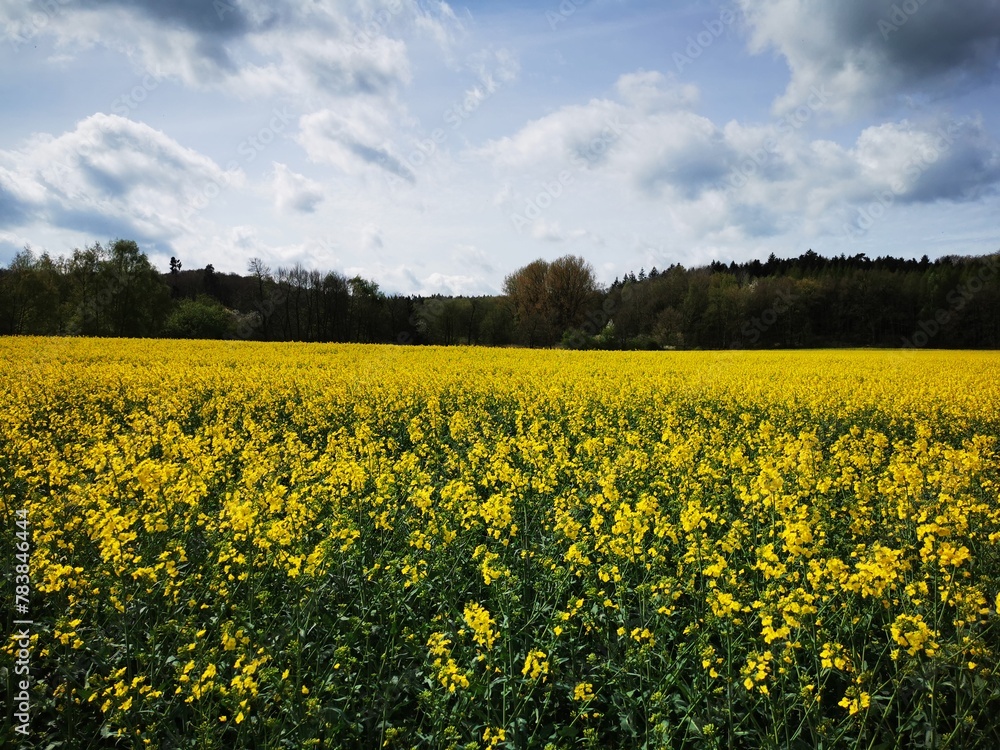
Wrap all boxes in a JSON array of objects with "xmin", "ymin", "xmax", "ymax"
[
  {"xmin": 0, "ymin": 114, "xmax": 243, "ymax": 244},
  {"xmin": 475, "ymin": 97, "xmax": 630, "ymax": 171},
  {"xmin": 298, "ymin": 102, "xmax": 415, "ymax": 183},
  {"xmin": 0, "ymin": 0, "xmax": 459, "ymax": 104},
  {"xmin": 476, "ymin": 69, "xmax": 1000, "ymax": 248},
  {"xmin": 268, "ymin": 30, "xmax": 412, "ymax": 101},
  {"xmin": 1, "ymin": 2, "xmax": 998, "ymax": 292},
  {"xmin": 737, "ymin": 0, "xmax": 1000, "ymax": 118},
  {"xmin": 271, "ymin": 162, "xmax": 324, "ymax": 213},
  {"xmin": 850, "ymin": 118, "xmax": 1000, "ymax": 203}
]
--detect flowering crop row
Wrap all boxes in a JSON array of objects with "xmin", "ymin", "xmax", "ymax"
[{"xmin": 2, "ymin": 339, "xmax": 1000, "ymax": 748}]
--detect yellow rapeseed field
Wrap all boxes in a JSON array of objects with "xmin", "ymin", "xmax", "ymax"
[{"xmin": 2, "ymin": 338, "xmax": 1000, "ymax": 748}]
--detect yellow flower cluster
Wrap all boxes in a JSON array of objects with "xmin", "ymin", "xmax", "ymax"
[
  {"xmin": 463, "ymin": 602, "xmax": 497, "ymax": 651},
  {"xmin": 2, "ymin": 338, "xmax": 1000, "ymax": 746},
  {"xmin": 838, "ymin": 686, "xmax": 871, "ymax": 716},
  {"xmin": 890, "ymin": 613, "xmax": 939, "ymax": 657},
  {"xmin": 573, "ymin": 682, "xmax": 595, "ymax": 701},
  {"xmin": 522, "ymin": 649, "xmax": 549, "ymax": 682},
  {"xmin": 742, "ymin": 650, "xmax": 774, "ymax": 694},
  {"xmin": 482, "ymin": 727, "xmax": 506, "ymax": 748},
  {"xmin": 427, "ymin": 632, "xmax": 470, "ymax": 693}
]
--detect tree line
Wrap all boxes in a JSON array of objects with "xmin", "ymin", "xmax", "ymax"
[{"xmin": 1, "ymin": 239, "xmax": 998, "ymax": 349}]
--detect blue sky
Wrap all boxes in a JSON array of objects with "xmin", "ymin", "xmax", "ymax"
[{"xmin": 1, "ymin": 0, "xmax": 999, "ymax": 294}]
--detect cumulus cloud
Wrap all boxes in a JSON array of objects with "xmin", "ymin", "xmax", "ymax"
[
  {"xmin": 271, "ymin": 162, "xmax": 324, "ymax": 213},
  {"xmin": 477, "ymin": 72, "xmax": 736, "ymax": 200},
  {"xmin": 0, "ymin": 171, "xmax": 32, "ymax": 229},
  {"xmin": 476, "ymin": 73, "xmax": 729, "ymax": 200},
  {"xmin": 627, "ymin": 112, "xmax": 736, "ymax": 198},
  {"xmin": 476, "ymin": 69, "xmax": 1000, "ymax": 244},
  {"xmin": 850, "ymin": 118, "xmax": 1000, "ymax": 203},
  {"xmin": 298, "ymin": 104, "xmax": 415, "ymax": 183},
  {"xmin": 275, "ymin": 32, "xmax": 412, "ymax": 100},
  {"xmin": 0, "ymin": 114, "xmax": 242, "ymax": 245},
  {"xmin": 2, "ymin": 2, "xmax": 997, "ymax": 290},
  {"xmin": 0, "ymin": 0, "xmax": 457, "ymax": 101},
  {"xmin": 737, "ymin": 0, "xmax": 1000, "ymax": 117},
  {"xmin": 476, "ymin": 98, "xmax": 631, "ymax": 172}
]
